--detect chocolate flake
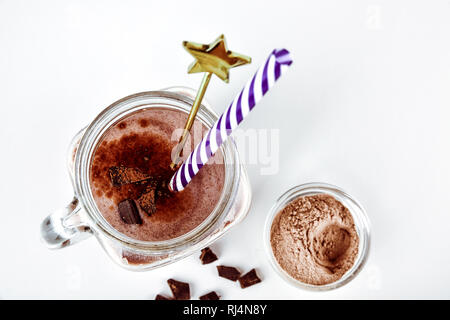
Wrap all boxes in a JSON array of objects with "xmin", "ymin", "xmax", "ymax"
[
  {"xmin": 238, "ymin": 269, "xmax": 261, "ymax": 288},
  {"xmin": 109, "ymin": 166, "xmax": 150, "ymax": 187},
  {"xmin": 137, "ymin": 185, "xmax": 156, "ymax": 216},
  {"xmin": 199, "ymin": 291, "xmax": 220, "ymax": 300},
  {"xmin": 118, "ymin": 199, "xmax": 142, "ymax": 225},
  {"xmin": 167, "ymin": 279, "xmax": 190, "ymax": 300},
  {"xmin": 155, "ymin": 294, "xmax": 171, "ymax": 300},
  {"xmin": 199, "ymin": 247, "xmax": 218, "ymax": 265},
  {"xmin": 155, "ymin": 178, "xmax": 170, "ymax": 198},
  {"xmin": 217, "ymin": 265, "xmax": 241, "ymax": 281}
]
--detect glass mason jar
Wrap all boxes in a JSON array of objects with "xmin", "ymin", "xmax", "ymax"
[{"xmin": 40, "ymin": 87, "xmax": 252, "ymax": 271}]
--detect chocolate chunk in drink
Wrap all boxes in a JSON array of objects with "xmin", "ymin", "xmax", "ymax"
[
  {"xmin": 109, "ymin": 166, "xmax": 150, "ymax": 187},
  {"xmin": 137, "ymin": 185, "xmax": 156, "ymax": 216},
  {"xmin": 118, "ymin": 199, "xmax": 142, "ymax": 225}
]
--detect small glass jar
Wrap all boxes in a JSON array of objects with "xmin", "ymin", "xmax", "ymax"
[
  {"xmin": 264, "ymin": 182, "xmax": 370, "ymax": 290},
  {"xmin": 41, "ymin": 87, "xmax": 252, "ymax": 271}
]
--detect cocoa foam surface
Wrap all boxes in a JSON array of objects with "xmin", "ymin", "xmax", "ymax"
[{"xmin": 90, "ymin": 108, "xmax": 225, "ymax": 241}]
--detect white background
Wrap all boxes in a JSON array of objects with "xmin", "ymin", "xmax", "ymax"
[{"xmin": 1, "ymin": 0, "xmax": 449, "ymax": 299}]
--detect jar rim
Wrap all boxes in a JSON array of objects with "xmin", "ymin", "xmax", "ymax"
[
  {"xmin": 74, "ymin": 91, "xmax": 241, "ymax": 253},
  {"xmin": 263, "ymin": 182, "xmax": 371, "ymax": 291}
]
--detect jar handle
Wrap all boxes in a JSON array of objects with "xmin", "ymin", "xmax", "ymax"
[{"xmin": 40, "ymin": 197, "xmax": 92, "ymax": 249}]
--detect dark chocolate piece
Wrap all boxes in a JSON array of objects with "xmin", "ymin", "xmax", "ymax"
[
  {"xmin": 199, "ymin": 247, "xmax": 218, "ymax": 265},
  {"xmin": 238, "ymin": 269, "xmax": 261, "ymax": 288},
  {"xmin": 155, "ymin": 294, "xmax": 171, "ymax": 300},
  {"xmin": 199, "ymin": 291, "xmax": 220, "ymax": 300},
  {"xmin": 118, "ymin": 199, "xmax": 142, "ymax": 225},
  {"xmin": 137, "ymin": 185, "xmax": 156, "ymax": 216},
  {"xmin": 167, "ymin": 279, "xmax": 190, "ymax": 300},
  {"xmin": 109, "ymin": 166, "xmax": 150, "ymax": 187},
  {"xmin": 217, "ymin": 265, "xmax": 241, "ymax": 281}
]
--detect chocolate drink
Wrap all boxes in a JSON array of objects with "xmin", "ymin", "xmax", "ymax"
[{"xmin": 90, "ymin": 108, "xmax": 225, "ymax": 241}]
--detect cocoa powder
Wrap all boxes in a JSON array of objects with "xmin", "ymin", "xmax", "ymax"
[{"xmin": 270, "ymin": 194, "xmax": 359, "ymax": 285}]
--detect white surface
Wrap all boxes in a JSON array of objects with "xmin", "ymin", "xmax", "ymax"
[{"xmin": 1, "ymin": 0, "xmax": 449, "ymax": 299}]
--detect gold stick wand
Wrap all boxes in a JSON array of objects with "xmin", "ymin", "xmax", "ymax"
[{"xmin": 170, "ymin": 34, "xmax": 251, "ymax": 169}]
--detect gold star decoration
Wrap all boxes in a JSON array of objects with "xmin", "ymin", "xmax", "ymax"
[
  {"xmin": 183, "ymin": 34, "xmax": 251, "ymax": 83},
  {"xmin": 170, "ymin": 35, "xmax": 251, "ymax": 170}
]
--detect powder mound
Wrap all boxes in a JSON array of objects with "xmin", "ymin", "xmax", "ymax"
[{"xmin": 270, "ymin": 194, "xmax": 359, "ymax": 286}]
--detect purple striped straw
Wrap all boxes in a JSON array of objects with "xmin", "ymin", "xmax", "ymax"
[{"xmin": 169, "ymin": 48, "xmax": 292, "ymax": 192}]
